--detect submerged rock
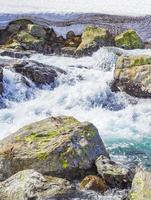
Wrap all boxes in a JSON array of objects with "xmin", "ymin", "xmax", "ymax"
[
  {"xmin": 80, "ymin": 175, "xmax": 108, "ymax": 193},
  {"xmin": 129, "ymin": 170, "xmax": 151, "ymax": 200},
  {"xmin": 114, "ymin": 29, "xmax": 143, "ymax": 49},
  {"xmin": 0, "ymin": 49, "xmax": 31, "ymax": 58},
  {"xmin": 0, "ymin": 116, "xmax": 108, "ymax": 180},
  {"xmin": 112, "ymin": 55, "xmax": 151, "ymax": 98},
  {"xmin": 0, "ymin": 169, "xmax": 72, "ymax": 200},
  {"xmin": 13, "ymin": 60, "xmax": 65, "ymax": 86},
  {"xmin": 76, "ymin": 26, "xmax": 112, "ymax": 55},
  {"xmin": 95, "ymin": 156, "xmax": 132, "ymax": 189}
]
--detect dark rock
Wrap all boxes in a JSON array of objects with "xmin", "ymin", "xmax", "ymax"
[
  {"xmin": 66, "ymin": 31, "xmax": 76, "ymax": 39},
  {"xmin": 0, "ymin": 50, "xmax": 31, "ymax": 59},
  {"xmin": 0, "ymin": 67, "xmax": 3, "ymax": 95},
  {"xmin": 13, "ymin": 60, "xmax": 65, "ymax": 86},
  {"xmin": 95, "ymin": 156, "xmax": 133, "ymax": 189}
]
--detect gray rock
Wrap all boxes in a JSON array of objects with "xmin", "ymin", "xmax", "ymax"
[
  {"xmin": 129, "ymin": 169, "xmax": 151, "ymax": 200},
  {"xmin": 0, "ymin": 169, "xmax": 72, "ymax": 200},
  {"xmin": 0, "ymin": 116, "xmax": 109, "ymax": 180},
  {"xmin": 95, "ymin": 156, "xmax": 133, "ymax": 189},
  {"xmin": 112, "ymin": 55, "xmax": 151, "ymax": 98},
  {"xmin": 13, "ymin": 60, "xmax": 66, "ymax": 86}
]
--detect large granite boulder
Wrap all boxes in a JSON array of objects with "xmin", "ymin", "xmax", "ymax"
[
  {"xmin": 0, "ymin": 169, "xmax": 72, "ymax": 200},
  {"xmin": 112, "ymin": 55, "xmax": 151, "ymax": 98},
  {"xmin": 13, "ymin": 60, "xmax": 66, "ymax": 86},
  {"xmin": 129, "ymin": 170, "xmax": 151, "ymax": 200},
  {"xmin": 95, "ymin": 156, "xmax": 132, "ymax": 189},
  {"xmin": 114, "ymin": 29, "xmax": 143, "ymax": 49},
  {"xmin": 0, "ymin": 116, "xmax": 108, "ymax": 181},
  {"xmin": 76, "ymin": 26, "xmax": 112, "ymax": 55}
]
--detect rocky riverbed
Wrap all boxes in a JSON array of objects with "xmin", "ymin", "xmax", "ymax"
[{"xmin": 0, "ymin": 15, "xmax": 151, "ymax": 200}]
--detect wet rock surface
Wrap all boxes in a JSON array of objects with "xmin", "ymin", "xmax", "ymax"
[
  {"xmin": 13, "ymin": 60, "xmax": 66, "ymax": 86},
  {"xmin": 112, "ymin": 55, "xmax": 151, "ymax": 98}
]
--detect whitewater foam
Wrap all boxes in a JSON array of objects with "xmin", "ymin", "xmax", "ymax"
[{"xmin": 0, "ymin": 47, "xmax": 151, "ymax": 169}]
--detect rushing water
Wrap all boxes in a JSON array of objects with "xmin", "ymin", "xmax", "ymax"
[
  {"xmin": 0, "ymin": 47, "xmax": 151, "ymax": 170},
  {"xmin": 0, "ymin": 47, "xmax": 151, "ymax": 199}
]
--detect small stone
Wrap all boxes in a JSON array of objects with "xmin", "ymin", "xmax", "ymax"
[
  {"xmin": 95, "ymin": 156, "xmax": 132, "ymax": 189},
  {"xmin": 80, "ymin": 175, "xmax": 108, "ymax": 193}
]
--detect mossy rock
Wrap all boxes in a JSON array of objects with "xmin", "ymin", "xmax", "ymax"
[
  {"xmin": 112, "ymin": 55, "xmax": 151, "ymax": 98},
  {"xmin": 114, "ymin": 29, "xmax": 143, "ymax": 49},
  {"xmin": 18, "ymin": 31, "xmax": 44, "ymax": 45},
  {"xmin": 7, "ymin": 19, "xmax": 33, "ymax": 33},
  {"xmin": 27, "ymin": 24, "xmax": 46, "ymax": 38},
  {"xmin": 0, "ymin": 116, "xmax": 108, "ymax": 180},
  {"xmin": 129, "ymin": 170, "xmax": 151, "ymax": 200},
  {"xmin": 76, "ymin": 26, "xmax": 112, "ymax": 55}
]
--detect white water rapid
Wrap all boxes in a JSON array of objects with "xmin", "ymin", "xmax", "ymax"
[{"xmin": 0, "ymin": 47, "xmax": 151, "ymax": 173}]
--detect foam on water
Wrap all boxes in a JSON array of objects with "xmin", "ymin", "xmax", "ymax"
[{"xmin": 0, "ymin": 47, "xmax": 151, "ymax": 170}]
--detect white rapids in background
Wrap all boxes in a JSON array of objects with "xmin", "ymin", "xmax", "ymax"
[{"xmin": 0, "ymin": 0, "xmax": 151, "ymax": 16}]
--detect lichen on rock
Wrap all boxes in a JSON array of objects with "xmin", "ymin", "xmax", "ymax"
[
  {"xmin": 114, "ymin": 29, "xmax": 143, "ymax": 49},
  {"xmin": 112, "ymin": 54, "xmax": 151, "ymax": 98},
  {"xmin": 0, "ymin": 116, "xmax": 108, "ymax": 180}
]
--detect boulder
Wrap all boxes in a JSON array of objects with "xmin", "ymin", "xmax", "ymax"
[
  {"xmin": 129, "ymin": 170, "xmax": 151, "ymax": 200},
  {"xmin": 27, "ymin": 24, "xmax": 46, "ymax": 38},
  {"xmin": 80, "ymin": 175, "xmax": 108, "ymax": 193},
  {"xmin": 114, "ymin": 29, "xmax": 143, "ymax": 49},
  {"xmin": 76, "ymin": 26, "xmax": 112, "ymax": 55},
  {"xmin": 13, "ymin": 60, "xmax": 65, "ymax": 86},
  {"xmin": 0, "ymin": 169, "xmax": 72, "ymax": 200},
  {"xmin": 95, "ymin": 156, "xmax": 132, "ymax": 189},
  {"xmin": 17, "ymin": 30, "xmax": 44, "ymax": 50},
  {"xmin": 7, "ymin": 19, "xmax": 34, "ymax": 34},
  {"xmin": 0, "ymin": 116, "xmax": 108, "ymax": 180},
  {"xmin": 112, "ymin": 55, "xmax": 151, "ymax": 98}
]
